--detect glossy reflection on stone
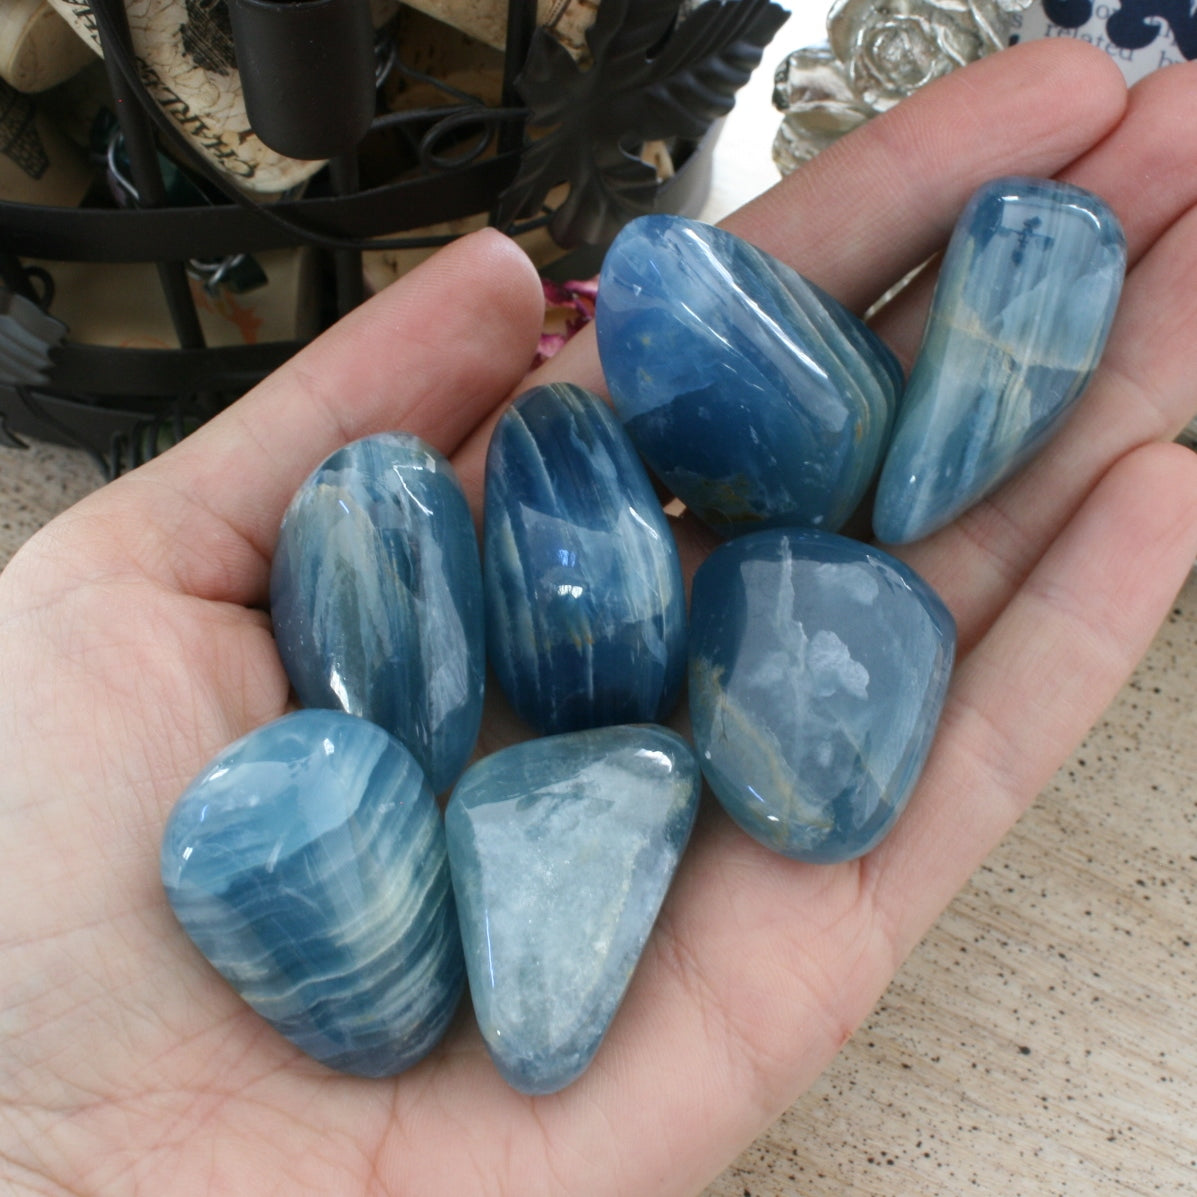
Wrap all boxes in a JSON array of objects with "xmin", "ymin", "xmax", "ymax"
[
  {"xmin": 270, "ymin": 433, "xmax": 484, "ymax": 793},
  {"xmin": 445, "ymin": 725, "xmax": 701, "ymax": 1094},
  {"xmin": 874, "ymin": 176, "xmax": 1126, "ymax": 544},
  {"xmin": 689, "ymin": 529, "xmax": 955, "ymax": 863},
  {"xmin": 161, "ymin": 710, "xmax": 465, "ymax": 1077},
  {"xmin": 484, "ymin": 384, "xmax": 686, "ymax": 735},
  {"xmin": 595, "ymin": 214, "xmax": 902, "ymax": 536}
]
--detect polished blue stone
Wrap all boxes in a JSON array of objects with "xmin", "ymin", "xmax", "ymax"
[
  {"xmin": 445, "ymin": 725, "xmax": 701, "ymax": 1094},
  {"xmin": 595, "ymin": 214, "xmax": 902, "ymax": 537},
  {"xmin": 873, "ymin": 177, "xmax": 1126, "ymax": 544},
  {"xmin": 484, "ymin": 383, "xmax": 686, "ymax": 735},
  {"xmin": 161, "ymin": 710, "xmax": 465, "ymax": 1077},
  {"xmin": 689, "ymin": 529, "xmax": 955, "ymax": 863},
  {"xmin": 270, "ymin": 433, "xmax": 484, "ymax": 793}
]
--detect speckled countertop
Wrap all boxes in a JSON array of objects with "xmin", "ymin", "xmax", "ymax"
[
  {"xmin": 4, "ymin": 13, "xmax": 1196, "ymax": 1190},
  {"xmin": 704, "ymin": 576, "xmax": 1197, "ymax": 1195}
]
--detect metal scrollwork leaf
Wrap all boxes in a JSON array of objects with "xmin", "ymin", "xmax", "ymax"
[{"xmin": 497, "ymin": 0, "xmax": 789, "ymax": 248}]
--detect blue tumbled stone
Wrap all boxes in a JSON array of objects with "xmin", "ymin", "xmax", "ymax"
[
  {"xmin": 484, "ymin": 383, "xmax": 686, "ymax": 735},
  {"xmin": 595, "ymin": 214, "xmax": 902, "ymax": 536},
  {"xmin": 445, "ymin": 725, "xmax": 701, "ymax": 1094},
  {"xmin": 689, "ymin": 529, "xmax": 955, "ymax": 863},
  {"xmin": 873, "ymin": 176, "xmax": 1126, "ymax": 544},
  {"xmin": 271, "ymin": 433, "xmax": 484, "ymax": 793},
  {"xmin": 161, "ymin": 710, "xmax": 465, "ymax": 1077}
]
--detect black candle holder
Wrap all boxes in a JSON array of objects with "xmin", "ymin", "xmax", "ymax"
[{"xmin": 0, "ymin": 0, "xmax": 786, "ymax": 477}]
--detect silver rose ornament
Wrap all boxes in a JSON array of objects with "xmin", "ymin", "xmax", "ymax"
[
  {"xmin": 773, "ymin": 0, "xmax": 1031, "ymax": 171},
  {"xmin": 831, "ymin": 0, "xmax": 996, "ymax": 110},
  {"xmin": 771, "ymin": 44, "xmax": 874, "ymax": 172}
]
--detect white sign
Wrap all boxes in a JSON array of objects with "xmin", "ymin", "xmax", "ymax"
[{"xmin": 1009, "ymin": 0, "xmax": 1195, "ymax": 84}]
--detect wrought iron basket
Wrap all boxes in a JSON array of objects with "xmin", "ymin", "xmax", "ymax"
[{"xmin": 0, "ymin": 0, "xmax": 786, "ymax": 477}]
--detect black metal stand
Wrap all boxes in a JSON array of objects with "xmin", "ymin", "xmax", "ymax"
[{"xmin": 0, "ymin": 0, "xmax": 787, "ymax": 476}]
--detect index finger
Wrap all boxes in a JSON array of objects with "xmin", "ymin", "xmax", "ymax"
[{"xmin": 46, "ymin": 229, "xmax": 544, "ymax": 608}]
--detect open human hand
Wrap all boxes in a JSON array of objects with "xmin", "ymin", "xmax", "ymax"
[{"xmin": 2, "ymin": 39, "xmax": 1196, "ymax": 1197}]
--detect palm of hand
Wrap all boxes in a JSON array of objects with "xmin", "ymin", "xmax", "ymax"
[{"xmin": 3, "ymin": 42, "xmax": 1197, "ymax": 1197}]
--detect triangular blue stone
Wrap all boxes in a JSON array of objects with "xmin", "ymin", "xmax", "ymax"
[{"xmin": 445, "ymin": 726, "xmax": 700, "ymax": 1094}]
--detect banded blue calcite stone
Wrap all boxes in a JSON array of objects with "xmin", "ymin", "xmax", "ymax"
[
  {"xmin": 595, "ymin": 214, "xmax": 902, "ymax": 536},
  {"xmin": 689, "ymin": 529, "xmax": 955, "ymax": 863},
  {"xmin": 445, "ymin": 725, "xmax": 701, "ymax": 1094},
  {"xmin": 873, "ymin": 177, "xmax": 1126, "ymax": 544},
  {"xmin": 160, "ymin": 710, "xmax": 464, "ymax": 1076},
  {"xmin": 484, "ymin": 384, "xmax": 686, "ymax": 734},
  {"xmin": 270, "ymin": 433, "xmax": 484, "ymax": 793}
]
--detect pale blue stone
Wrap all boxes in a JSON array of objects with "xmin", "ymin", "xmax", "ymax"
[
  {"xmin": 270, "ymin": 433, "xmax": 484, "ymax": 793},
  {"xmin": 595, "ymin": 214, "xmax": 902, "ymax": 537},
  {"xmin": 873, "ymin": 176, "xmax": 1126, "ymax": 544},
  {"xmin": 161, "ymin": 710, "xmax": 464, "ymax": 1077},
  {"xmin": 484, "ymin": 384, "xmax": 686, "ymax": 735},
  {"xmin": 689, "ymin": 529, "xmax": 955, "ymax": 863},
  {"xmin": 445, "ymin": 725, "xmax": 700, "ymax": 1094}
]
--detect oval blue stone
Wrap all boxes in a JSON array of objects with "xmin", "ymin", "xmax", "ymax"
[
  {"xmin": 270, "ymin": 433, "xmax": 484, "ymax": 793},
  {"xmin": 595, "ymin": 214, "xmax": 902, "ymax": 536},
  {"xmin": 873, "ymin": 176, "xmax": 1127, "ymax": 544},
  {"xmin": 484, "ymin": 383, "xmax": 686, "ymax": 735},
  {"xmin": 160, "ymin": 709, "xmax": 465, "ymax": 1077},
  {"xmin": 445, "ymin": 725, "xmax": 701, "ymax": 1094},
  {"xmin": 689, "ymin": 529, "xmax": 955, "ymax": 863}
]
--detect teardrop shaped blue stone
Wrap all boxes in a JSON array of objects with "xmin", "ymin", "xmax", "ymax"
[{"xmin": 873, "ymin": 177, "xmax": 1126, "ymax": 544}]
